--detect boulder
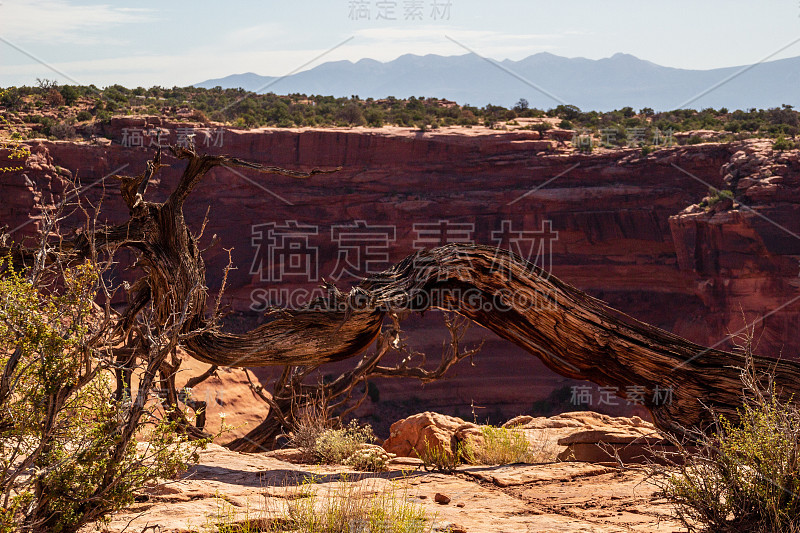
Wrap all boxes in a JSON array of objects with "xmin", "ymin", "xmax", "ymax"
[
  {"xmin": 555, "ymin": 414, "xmax": 669, "ymax": 464},
  {"xmin": 386, "ymin": 411, "xmax": 668, "ymax": 465},
  {"xmin": 263, "ymin": 447, "xmax": 306, "ymax": 463},
  {"xmin": 451, "ymin": 423, "xmax": 483, "ymax": 460},
  {"xmin": 502, "ymin": 415, "xmax": 534, "ymax": 428},
  {"xmin": 382, "ymin": 411, "xmax": 467, "ymax": 458}
]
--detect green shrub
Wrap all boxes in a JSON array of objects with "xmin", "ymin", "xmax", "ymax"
[
  {"xmin": 76, "ymin": 110, "xmax": 92, "ymax": 121},
  {"xmin": 95, "ymin": 109, "xmax": 112, "ymax": 123},
  {"xmin": 312, "ymin": 420, "xmax": 375, "ymax": 464},
  {"xmin": 576, "ymin": 138, "xmax": 594, "ymax": 153},
  {"xmin": 59, "ymin": 85, "xmax": 79, "ymax": 106},
  {"xmin": 0, "ymin": 255, "xmax": 205, "ymax": 532},
  {"xmin": 0, "ymin": 88, "xmax": 22, "ymax": 109},
  {"xmin": 364, "ymin": 108, "xmax": 385, "ymax": 127},
  {"xmin": 773, "ymin": 134, "xmax": 796, "ymax": 151},
  {"xmin": 700, "ymin": 188, "xmax": 734, "ymax": 210},
  {"xmin": 530, "ymin": 122, "xmax": 553, "ymax": 133},
  {"xmin": 336, "ymin": 103, "xmax": 366, "ymax": 126},
  {"xmin": 652, "ymin": 344, "xmax": 800, "ymax": 532}
]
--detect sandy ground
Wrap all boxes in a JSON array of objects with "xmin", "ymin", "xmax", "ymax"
[{"xmin": 96, "ymin": 443, "xmax": 684, "ymax": 533}]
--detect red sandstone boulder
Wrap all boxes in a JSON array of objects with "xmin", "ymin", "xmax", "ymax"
[
  {"xmin": 385, "ymin": 410, "xmax": 666, "ymax": 466},
  {"xmin": 544, "ymin": 128, "xmax": 574, "ymax": 142},
  {"xmin": 555, "ymin": 413, "xmax": 667, "ymax": 464},
  {"xmin": 382, "ymin": 411, "xmax": 468, "ymax": 458},
  {"xmin": 451, "ymin": 423, "xmax": 484, "ymax": 458}
]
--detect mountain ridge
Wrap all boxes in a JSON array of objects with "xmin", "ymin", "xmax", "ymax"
[{"xmin": 195, "ymin": 52, "xmax": 800, "ymax": 111}]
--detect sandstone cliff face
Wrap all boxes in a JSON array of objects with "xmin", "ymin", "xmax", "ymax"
[
  {"xmin": 4, "ymin": 121, "xmax": 795, "ymax": 423},
  {"xmin": 669, "ymin": 140, "xmax": 800, "ymax": 357}
]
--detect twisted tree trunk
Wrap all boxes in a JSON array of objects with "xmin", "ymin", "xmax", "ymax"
[{"xmin": 10, "ymin": 147, "xmax": 800, "ymax": 447}]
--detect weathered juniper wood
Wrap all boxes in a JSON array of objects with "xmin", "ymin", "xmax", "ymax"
[{"xmin": 12, "ymin": 148, "xmax": 800, "ymax": 449}]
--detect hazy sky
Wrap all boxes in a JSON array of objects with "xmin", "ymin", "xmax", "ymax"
[{"xmin": 2, "ymin": 0, "xmax": 800, "ymax": 88}]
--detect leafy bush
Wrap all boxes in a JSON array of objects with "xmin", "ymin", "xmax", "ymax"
[
  {"xmin": 773, "ymin": 134, "xmax": 796, "ymax": 151},
  {"xmin": 59, "ymin": 85, "xmax": 79, "ymax": 106},
  {"xmin": 700, "ymin": 188, "xmax": 734, "ymax": 210},
  {"xmin": 290, "ymin": 410, "xmax": 376, "ymax": 466},
  {"xmin": 0, "ymin": 88, "xmax": 22, "ymax": 109},
  {"xmin": 652, "ymin": 343, "xmax": 800, "ymax": 532},
  {"xmin": 529, "ymin": 122, "xmax": 553, "ymax": 134},
  {"xmin": 336, "ymin": 103, "xmax": 366, "ymax": 126},
  {"xmin": 76, "ymin": 110, "xmax": 92, "ymax": 122},
  {"xmin": 0, "ymin": 249, "xmax": 205, "ymax": 532},
  {"xmin": 364, "ymin": 108, "xmax": 385, "ymax": 127},
  {"xmin": 313, "ymin": 421, "xmax": 375, "ymax": 464}
]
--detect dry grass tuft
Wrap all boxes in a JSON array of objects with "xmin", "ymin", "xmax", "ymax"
[
  {"xmin": 464, "ymin": 426, "xmax": 556, "ymax": 465},
  {"xmin": 204, "ymin": 475, "xmax": 432, "ymax": 533}
]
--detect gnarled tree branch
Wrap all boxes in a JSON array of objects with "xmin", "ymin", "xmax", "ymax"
[{"xmin": 10, "ymin": 146, "xmax": 800, "ymax": 447}]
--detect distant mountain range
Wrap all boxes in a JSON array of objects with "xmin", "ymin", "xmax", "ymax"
[{"xmin": 195, "ymin": 52, "xmax": 800, "ymax": 111}]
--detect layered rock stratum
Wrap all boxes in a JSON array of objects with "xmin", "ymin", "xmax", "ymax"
[{"xmin": 4, "ymin": 120, "xmax": 799, "ymax": 425}]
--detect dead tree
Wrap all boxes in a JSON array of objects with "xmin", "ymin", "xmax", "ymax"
[
  {"xmin": 8, "ymin": 146, "xmax": 800, "ymax": 451},
  {"xmin": 229, "ymin": 312, "xmax": 482, "ymax": 451}
]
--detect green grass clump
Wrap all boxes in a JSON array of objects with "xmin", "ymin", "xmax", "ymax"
[
  {"xmin": 312, "ymin": 420, "xmax": 375, "ymax": 465},
  {"xmin": 416, "ymin": 438, "xmax": 463, "ymax": 473},
  {"xmin": 464, "ymin": 426, "xmax": 554, "ymax": 465},
  {"xmin": 285, "ymin": 476, "xmax": 430, "ymax": 533}
]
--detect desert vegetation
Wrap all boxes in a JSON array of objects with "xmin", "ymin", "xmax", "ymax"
[
  {"xmin": 463, "ymin": 425, "xmax": 554, "ymax": 465},
  {"xmin": 289, "ymin": 414, "xmax": 394, "ymax": 472},
  {"xmin": 0, "ymin": 211, "xmax": 209, "ymax": 531},
  {"xmin": 1, "ymin": 83, "xmax": 799, "ymax": 149},
  {"xmin": 646, "ymin": 333, "xmax": 800, "ymax": 532},
  {"xmin": 205, "ymin": 475, "xmax": 431, "ymax": 533},
  {"xmin": 3, "ymin": 116, "xmax": 800, "ymax": 530}
]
